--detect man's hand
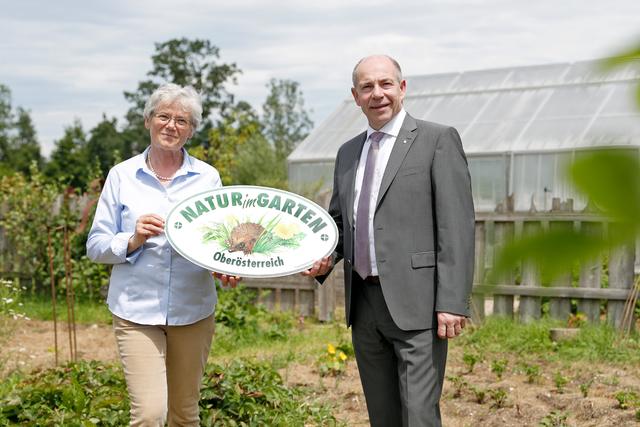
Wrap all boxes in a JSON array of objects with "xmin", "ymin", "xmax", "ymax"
[
  {"xmin": 212, "ymin": 272, "xmax": 241, "ymax": 288},
  {"xmin": 436, "ymin": 312, "xmax": 467, "ymax": 339},
  {"xmin": 301, "ymin": 256, "xmax": 333, "ymax": 277}
]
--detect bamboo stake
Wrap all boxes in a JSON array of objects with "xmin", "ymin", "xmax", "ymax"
[
  {"xmin": 46, "ymin": 228, "xmax": 59, "ymax": 366},
  {"xmin": 620, "ymin": 275, "xmax": 640, "ymax": 336},
  {"xmin": 63, "ymin": 226, "xmax": 77, "ymax": 361}
]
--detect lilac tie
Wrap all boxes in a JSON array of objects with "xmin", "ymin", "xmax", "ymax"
[{"xmin": 354, "ymin": 131, "xmax": 384, "ymax": 279}]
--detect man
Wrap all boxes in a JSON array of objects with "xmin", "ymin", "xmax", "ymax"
[{"xmin": 304, "ymin": 55, "xmax": 475, "ymax": 426}]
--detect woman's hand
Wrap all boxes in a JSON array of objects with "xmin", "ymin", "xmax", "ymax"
[
  {"xmin": 212, "ymin": 272, "xmax": 241, "ymax": 289},
  {"xmin": 128, "ymin": 214, "xmax": 165, "ymax": 253}
]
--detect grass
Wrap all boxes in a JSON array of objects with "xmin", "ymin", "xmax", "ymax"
[
  {"xmin": 455, "ymin": 315, "xmax": 640, "ymax": 364},
  {"xmin": 211, "ymin": 316, "xmax": 351, "ymax": 367},
  {"xmin": 19, "ymin": 295, "xmax": 112, "ymax": 325}
]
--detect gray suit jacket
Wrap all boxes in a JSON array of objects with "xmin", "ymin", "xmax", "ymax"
[{"xmin": 320, "ymin": 114, "xmax": 475, "ymax": 331}]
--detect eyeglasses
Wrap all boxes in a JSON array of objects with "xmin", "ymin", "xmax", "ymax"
[{"xmin": 154, "ymin": 113, "xmax": 191, "ymax": 129}]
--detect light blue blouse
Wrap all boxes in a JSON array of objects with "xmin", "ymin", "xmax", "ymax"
[{"xmin": 87, "ymin": 147, "xmax": 222, "ymax": 325}]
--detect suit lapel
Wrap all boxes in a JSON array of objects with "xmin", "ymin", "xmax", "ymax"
[
  {"xmin": 376, "ymin": 115, "xmax": 418, "ymax": 209},
  {"xmin": 344, "ymin": 132, "xmax": 367, "ymax": 227}
]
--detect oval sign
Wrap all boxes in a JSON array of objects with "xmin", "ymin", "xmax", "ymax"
[{"xmin": 165, "ymin": 185, "xmax": 338, "ymax": 278}]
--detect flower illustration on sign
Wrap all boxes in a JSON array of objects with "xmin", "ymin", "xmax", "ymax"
[{"xmin": 200, "ymin": 215, "xmax": 306, "ymax": 255}]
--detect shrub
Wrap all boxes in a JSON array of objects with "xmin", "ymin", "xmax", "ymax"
[
  {"xmin": 0, "ymin": 361, "xmax": 129, "ymax": 426},
  {"xmin": 199, "ymin": 359, "xmax": 336, "ymax": 425}
]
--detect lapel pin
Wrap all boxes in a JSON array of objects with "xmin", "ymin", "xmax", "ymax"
[{"xmin": 403, "ymin": 139, "xmax": 407, "ymax": 144}]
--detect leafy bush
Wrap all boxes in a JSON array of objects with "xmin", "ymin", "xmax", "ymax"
[
  {"xmin": 199, "ymin": 359, "xmax": 336, "ymax": 425},
  {"xmin": 0, "ymin": 361, "xmax": 129, "ymax": 426},
  {"xmin": 0, "ymin": 359, "xmax": 337, "ymax": 426},
  {"xmin": 215, "ymin": 284, "xmax": 265, "ymax": 329}
]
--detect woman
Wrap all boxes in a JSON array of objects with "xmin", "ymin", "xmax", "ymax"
[{"xmin": 87, "ymin": 83, "xmax": 238, "ymax": 426}]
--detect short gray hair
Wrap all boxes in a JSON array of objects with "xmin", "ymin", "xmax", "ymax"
[
  {"xmin": 143, "ymin": 83, "xmax": 203, "ymax": 136},
  {"xmin": 352, "ymin": 55, "xmax": 403, "ymax": 87}
]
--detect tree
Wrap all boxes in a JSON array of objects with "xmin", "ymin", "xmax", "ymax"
[
  {"xmin": 86, "ymin": 115, "xmax": 125, "ymax": 178},
  {"xmin": 45, "ymin": 120, "xmax": 89, "ymax": 190},
  {"xmin": 190, "ymin": 101, "xmax": 263, "ymax": 185},
  {"xmin": 8, "ymin": 107, "xmax": 43, "ymax": 175},
  {"xmin": 0, "ymin": 86, "xmax": 42, "ymax": 176},
  {"xmin": 0, "ymin": 84, "xmax": 13, "ymax": 175},
  {"xmin": 262, "ymin": 78, "xmax": 313, "ymax": 162},
  {"xmin": 123, "ymin": 38, "xmax": 240, "ymax": 151}
]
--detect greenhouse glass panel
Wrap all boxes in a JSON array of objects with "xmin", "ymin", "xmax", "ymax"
[
  {"xmin": 504, "ymin": 63, "xmax": 569, "ymax": 87},
  {"xmin": 520, "ymin": 117, "xmax": 592, "ymax": 150},
  {"xmin": 468, "ymin": 156, "xmax": 507, "ymax": 211},
  {"xmin": 586, "ymin": 117, "xmax": 640, "ymax": 144},
  {"xmin": 288, "ymin": 161, "xmax": 335, "ymax": 194},
  {"xmin": 538, "ymin": 85, "xmax": 608, "ymax": 118},
  {"xmin": 426, "ymin": 94, "xmax": 491, "ymax": 124}
]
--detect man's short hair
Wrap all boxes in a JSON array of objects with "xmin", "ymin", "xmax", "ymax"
[{"xmin": 352, "ymin": 55, "xmax": 403, "ymax": 87}]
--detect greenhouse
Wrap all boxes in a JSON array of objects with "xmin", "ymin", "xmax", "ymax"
[{"xmin": 288, "ymin": 60, "xmax": 640, "ymax": 212}]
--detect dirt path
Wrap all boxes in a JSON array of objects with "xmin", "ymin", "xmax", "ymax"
[{"xmin": 2, "ymin": 319, "xmax": 640, "ymax": 426}]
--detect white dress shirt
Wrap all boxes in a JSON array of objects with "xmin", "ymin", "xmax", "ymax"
[
  {"xmin": 87, "ymin": 147, "xmax": 222, "ymax": 325},
  {"xmin": 353, "ymin": 109, "xmax": 407, "ymax": 276}
]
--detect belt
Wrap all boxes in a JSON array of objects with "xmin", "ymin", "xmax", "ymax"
[{"xmin": 363, "ymin": 276, "xmax": 380, "ymax": 285}]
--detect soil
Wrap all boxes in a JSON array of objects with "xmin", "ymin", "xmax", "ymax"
[{"xmin": 2, "ymin": 319, "xmax": 639, "ymax": 426}]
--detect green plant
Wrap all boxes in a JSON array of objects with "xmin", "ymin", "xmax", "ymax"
[
  {"xmin": 214, "ymin": 284, "xmax": 264, "ymax": 329},
  {"xmin": 0, "ymin": 279, "xmax": 27, "ymax": 320},
  {"xmin": 523, "ymin": 363, "xmax": 541, "ymax": 384},
  {"xmin": 553, "ymin": 371, "xmax": 569, "ymax": 393},
  {"xmin": 580, "ymin": 378, "xmax": 594, "ymax": 397},
  {"xmin": 462, "ymin": 351, "xmax": 480, "ymax": 373},
  {"xmin": 447, "ymin": 375, "xmax": 468, "ymax": 399},
  {"xmin": 471, "ymin": 386, "xmax": 486, "ymax": 404},
  {"xmin": 453, "ymin": 316, "xmax": 640, "ymax": 364},
  {"xmin": 316, "ymin": 343, "xmax": 349, "ymax": 377},
  {"xmin": 539, "ymin": 410, "xmax": 569, "ymax": 427},
  {"xmin": 491, "ymin": 358, "xmax": 508, "ymax": 380},
  {"xmin": 614, "ymin": 390, "xmax": 639, "ymax": 409},
  {"xmin": 0, "ymin": 360, "xmax": 129, "ymax": 426},
  {"xmin": 489, "ymin": 387, "xmax": 508, "ymax": 408},
  {"xmin": 199, "ymin": 359, "xmax": 336, "ymax": 425}
]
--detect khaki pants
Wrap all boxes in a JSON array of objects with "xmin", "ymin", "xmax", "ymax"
[{"xmin": 113, "ymin": 314, "xmax": 215, "ymax": 427}]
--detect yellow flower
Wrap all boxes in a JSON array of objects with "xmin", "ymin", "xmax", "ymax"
[
  {"xmin": 327, "ymin": 343, "xmax": 336, "ymax": 355},
  {"xmin": 338, "ymin": 351, "xmax": 347, "ymax": 361},
  {"xmin": 274, "ymin": 222, "xmax": 299, "ymax": 239}
]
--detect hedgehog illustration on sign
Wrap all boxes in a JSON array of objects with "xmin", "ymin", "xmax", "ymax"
[
  {"xmin": 227, "ymin": 222, "xmax": 265, "ymax": 254},
  {"xmin": 200, "ymin": 215, "xmax": 306, "ymax": 256}
]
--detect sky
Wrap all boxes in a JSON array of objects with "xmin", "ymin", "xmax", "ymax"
[{"xmin": 2, "ymin": 0, "xmax": 639, "ymax": 156}]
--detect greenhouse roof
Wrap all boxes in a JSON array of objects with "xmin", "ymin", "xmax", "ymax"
[{"xmin": 290, "ymin": 60, "xmax": 640, "ymax": 162}]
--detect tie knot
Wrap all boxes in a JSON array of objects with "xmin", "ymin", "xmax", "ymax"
[{"xmin": 369, "ymin": 132, "xmax": 384, "ymax": 144}]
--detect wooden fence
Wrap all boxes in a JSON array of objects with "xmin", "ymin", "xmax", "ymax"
[{"xmin": 471, "ymin": 212, "xmax": 638, "ymax": 329}]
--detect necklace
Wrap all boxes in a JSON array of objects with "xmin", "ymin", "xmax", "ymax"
[{"xmin": 147, "ymin": 151, "xmax": 178, "ymax": 181}]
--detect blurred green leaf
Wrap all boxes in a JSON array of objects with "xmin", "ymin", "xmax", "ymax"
[
  {"xmin": 570, "ymin": 150, "xmax": 640, "ymax": 228},
  {"xmin": 489, "ymin": 228, "xmax": 605, "ymax": 284}
]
